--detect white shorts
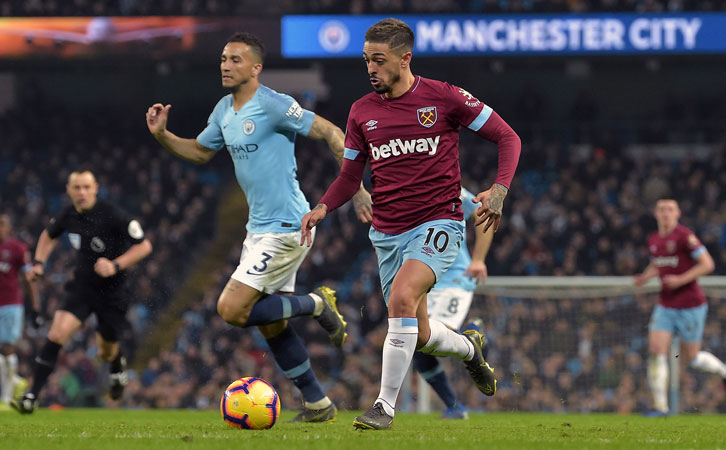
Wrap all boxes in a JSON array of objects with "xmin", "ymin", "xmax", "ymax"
[
  {"xmin": 231, "ymin": 229, "xmax": 315, "ymax": 294},
  {"xmin": 427, "ymin": 287, "xmax": 474, "ymax": 330}
]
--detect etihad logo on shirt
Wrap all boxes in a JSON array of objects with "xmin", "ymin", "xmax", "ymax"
[
  {"xmin": 369, "ymin": 136, "xmax": 440, "ymax": 161},
  {"xmin": 653, "ymin": 256, "xmax": 678, "ymax": 267}
]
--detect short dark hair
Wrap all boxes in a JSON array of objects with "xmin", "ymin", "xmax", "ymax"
[
  {"xmin": 227, "ymin": 32, "xmax": 266, "ymax": 63},
  {"xmin": 365, "ymin": 18, "xmax": 414, "ymax": 55},
  {"xmin": 656, "ymin": 197, "xmax": 678, "ymax": 205},
  {"xmin": 70, "ymin": 165, "xmax": 96, "ymax": 177},
  {"xmin": 68, "ymin": 166, "xmax": 97, "ymax": 183}
]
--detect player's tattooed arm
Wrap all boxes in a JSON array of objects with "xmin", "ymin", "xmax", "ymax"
[
  {"xmin": 308, "ymin": 115, "xmax": 345, "ymax": 164},
  {"xmin": 223, "ymin": 278, "xmax": 243, "ymax": 293},
  {"xmin": 474, "ymin": 183, "xmax": 509, "ymax": 233},
  {"xmin": 486, "ymin": 183, "xmax": 508, "ymax": 215}
]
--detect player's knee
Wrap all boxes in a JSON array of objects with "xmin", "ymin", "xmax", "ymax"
[
  {"xmin": 47, "ymin": 328, "xmax": 70, "ymax": 345},
  {"xmin": 388, "ymin": 289, "xmax": 418, "ymax": 316},
  {"xmin": 257, "ymin": 321, "xmax": 286, "ymax": 339},
  {"xmin": 217, "ymin": 296, "xmax": 250, "ymax": 327}
]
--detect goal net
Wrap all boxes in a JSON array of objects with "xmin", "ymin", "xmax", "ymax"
[{"xmin": 405, "ymin": 276, "xmax": 726, "ymax": 415}]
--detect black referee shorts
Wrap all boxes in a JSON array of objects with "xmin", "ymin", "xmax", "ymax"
[{"xmin": 61, "ymin": 282, "xmax": 130, "ymax": 342}]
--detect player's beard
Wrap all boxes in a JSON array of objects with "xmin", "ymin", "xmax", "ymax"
[{"xmin": 373, "ymin": 71, "xmax": 400, "ymax": 95}]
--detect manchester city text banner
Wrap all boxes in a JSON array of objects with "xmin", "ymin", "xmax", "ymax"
[{"xmin": 281, "ymin": 13, "xmax": 726, "ymax": 58}]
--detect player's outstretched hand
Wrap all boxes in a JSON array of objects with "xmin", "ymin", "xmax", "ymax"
[
  {"xmin": 94, "ymin": 257, "xmax": 118, "ymax": 278},
  {"xmin": 352, "ymin": 188, "xmax": 373, "ymax": 224},
  {"xmin": 474, "ymin": 183, "xmax": 508, "ymax": 233},
  {"xmin": 300, "ymin": 204, "xmax": 328, "ymax": 247},
  {"xmin": 464, "ymin": 260, "xmax": 488, "ymax": 283},
  {"xmin": 146, "ymin": 103, "xmax": 171, "ymax": 137}
]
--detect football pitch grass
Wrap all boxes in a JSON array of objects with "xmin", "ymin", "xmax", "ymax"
[{"xmin": 2, "ymin": 409, "xmax": 726, "ymax": 450}]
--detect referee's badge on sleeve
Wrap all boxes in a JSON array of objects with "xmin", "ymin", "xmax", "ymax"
[{"xmin": 128, "ymin": 220, "xmax": 144, "ymax": 239}]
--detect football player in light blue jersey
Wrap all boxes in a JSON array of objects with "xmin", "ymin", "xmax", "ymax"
[
  {"xmin": 413, "ymin": 187, "xmax": 494, "ymax": 419},
  {"xmin": 146, "ymin": 32, "xmax": 371, "ymax": 424}
]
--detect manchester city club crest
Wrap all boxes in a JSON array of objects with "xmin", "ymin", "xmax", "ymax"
[
  {"xmin": 243, "ymin": 119, "xmax": 256, "ymax": 135},
  {"xmin": 417, "ymin": 106, "xmax": 437, "ymax": 128}
]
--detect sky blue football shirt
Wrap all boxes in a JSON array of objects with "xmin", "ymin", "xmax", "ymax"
[{"xmin": 197, "ymin": 85, "xmax": 315, "ymax": 234}]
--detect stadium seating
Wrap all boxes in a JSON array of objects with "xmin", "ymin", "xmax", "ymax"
[{"xmin": 2, "ymin": 0, "xmax": 725, "ymax": 16}]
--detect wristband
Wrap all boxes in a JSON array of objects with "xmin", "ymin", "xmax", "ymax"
[
  {"xmin": 113, "ymin": 261, "xmax": 121, "ymax": 273},
  {"xmin": 33, "ymin": 259, "xmax": 45, "ymax": 266}
]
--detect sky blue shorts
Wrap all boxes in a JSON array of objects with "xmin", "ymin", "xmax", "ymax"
[
  {"xmin": 649, "ymin": 303, "xmax": 707, "ymax": 343},
  {"xmin": 369, "ymin": 219, "xmax": 464, "ymax": 306},
  {"xmin": 0, "ymin": 304, "xmax": 24, "ymax": 344}
]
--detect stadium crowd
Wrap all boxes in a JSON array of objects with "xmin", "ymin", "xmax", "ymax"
[
  {"xmin": 0, "ymin": 95, "xmax": 224, "ymax": 407},
  {"xmin": 3, "ymin": 76, "xmax": 725, "ymax": 414},
  {"xmin": 118, "ymin": 132, "xmax": 725, "ymax": 414},
  {"xmin": 14, "ymin": 128, "xmax": 725, "ymax": 413},
  {"xmin": 2, "ymin": 0, "xmax": 726, "ymax": 16}
]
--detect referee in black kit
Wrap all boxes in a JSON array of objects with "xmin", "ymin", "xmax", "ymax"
[{"xmin": 13, "ymin": 167, "xmax": 152, "ymax": 414}]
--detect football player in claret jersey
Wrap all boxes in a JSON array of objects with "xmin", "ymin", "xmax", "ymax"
[
  {"xmin": 146, "ymin": 32, "xmax": 372, "ymax": 423},
  {"xmin": 13, "ymin": 168, "xmax": 153, "ymax": 414},
  {"xmin": 0, "ymin": 214, "xmax": 38, "ymax": 410},
  {"xmin": 634, "ymin": 198, "xmax": 725, "ymax": 416},
  {"xmin": 300, "ymin": 18, "xmax": 521, "ymax": 429}
]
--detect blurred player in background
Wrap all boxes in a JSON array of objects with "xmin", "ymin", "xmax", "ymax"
[
  {"xmin": 13, "ymin": 168, "xmax": 153, "ymax": 414},
  {"xmin": 0, "ymin": 214, "xmax": 39, "ymax": 411},
  {"xmin": 634, "ymin": 198, "xmax": 725, "ymax": 416},
  {"xmin": 146, "ymin": 32, "xmax": 372, "ymax": 423},
  {"xmin": 413, "ymin": 187, "xmax": 493, "ymax": 419},
  {"xmin": 300, "ymin": 18, "xmax": 521, "ymax": 429}
]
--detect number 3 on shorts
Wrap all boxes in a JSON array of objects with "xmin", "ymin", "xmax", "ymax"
[
  {"xmin": 424, "ymin": 227, "xmax": 450, "ymax": 253},
  {"xmin": 251, "ymin": 251, "xmax": 272, "ymax": 273}
]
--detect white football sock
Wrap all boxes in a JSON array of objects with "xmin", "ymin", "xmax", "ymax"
[
  {"xmin": 0, "ymin": 354, "xmax": 9, "ymax": 403},
  {"xmin": 419, "ymin": 318, "xmax": 474, "ymax": 361},
  {"xmin": 647, "ymin": 354, "xmax": 669, "ymax": 413},
  {"xmin": 304, "ymin": 396, "xmax": 332, "ymax": 410},
  {"xmin": 375, "ymin": 317, "xmax": 418, "ymax": 417},
  {"xmin": 689, "ymin": 351, "xmax": 726, "ymax": 378},
  {"xmin": 309, "ymin": 292, "xmax": 324, "ymax": 316}
]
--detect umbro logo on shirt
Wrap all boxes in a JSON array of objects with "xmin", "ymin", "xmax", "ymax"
[{"xmin": 365, "ymin": 120, "xmax": 378, "ymax": 131}]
